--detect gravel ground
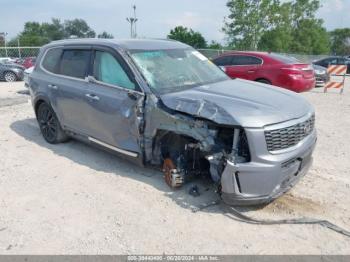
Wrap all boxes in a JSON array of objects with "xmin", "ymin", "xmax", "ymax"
[{"xmin": 0, "ymin": 81, "xmax": 349, "ymax": 254}]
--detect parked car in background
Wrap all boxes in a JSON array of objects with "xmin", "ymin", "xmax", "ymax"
[
  {"xmin": 21, "ymin": 57, "xmax": 36, "ymax": 69},
  {"xmin": 212, "ymin": 52, "xmax": 315, "ymax": 92},
  {"xmin": 24, "ymin": 66, "xmax": 34, "ymax": 87},
  {"xmin": 0, "ymin": 57, "xmax": 16, "ymax": 63},
  {"xmin": 28, "ymin": 39, "xmax": 316, "ymax": 206},
  {"xmin": 313, "ymin": 56, "xmax": 350, "ymax": 73},
  {"xmin": 0, "ymin": 61, "xmax": 25, "ymax": 82},
  {"xmin": 312, "ymin": 64, "xmax": 329, "ymax": 87}
]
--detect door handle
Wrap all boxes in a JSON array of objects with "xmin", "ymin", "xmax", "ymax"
[
  {"xmin": 48, "ymin": 84, "xmax": 58, "ymax": 90},
  {"xmin": 247, "ymin": 70, "xmax": 255, "ymax": 74},
  {"xmin": 85, "ymin": 93, "xmax": 100, "ymax": 101}
]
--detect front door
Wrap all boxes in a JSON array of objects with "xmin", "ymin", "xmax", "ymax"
[
  {"xmin": 84, "ymin": 48, "xmax": 144, "ymax": 156},
  {"xmin": 49, "ymin": 47, "xmax": 93, "ymax": 135}
]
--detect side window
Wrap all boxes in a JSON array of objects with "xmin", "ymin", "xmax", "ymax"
[
  {"xmin": 325, "ymin": 58, "xmax": 337, "ymax": 65},
  {"xmin": 231, "ymin": 55, "xmax": 262, "ymax": 65},
  {"xmin": 93, "ymin": 51, "xmax": 135, "ymax": 90},
  {"xmin": 213, "ymin": 56, "xmax": 232, "ymax": 66},
  {"xmin": 60, "ymin": 49, "xmax": 91, "ymax": 79},
  {"xmin": 247, "ymin": 56, "xmax": 263, "ymax": 65},
  {"xmin": 337, "ymin": 58, "xmax": 345, "ymax": 65},
  {"xmin": 42, "ymin": 48, "xmax": 62, "ymax": 74}
]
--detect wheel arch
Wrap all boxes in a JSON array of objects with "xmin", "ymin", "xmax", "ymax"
[
  {"xmin": 33, "ymin": 95, "xmax": 52, "ymax": 118},
  {"xmin": 254, "ymin": 77, "xmax": 271, "ymax": 84}
]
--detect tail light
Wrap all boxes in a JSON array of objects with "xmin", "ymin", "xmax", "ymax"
[
  {"xmin": 281, "ymin": 65, "xmax": 314, "ymax": 78},
  {"xmin": 281, "ymin": 67, "xmax": 303, "ymax": 77}
]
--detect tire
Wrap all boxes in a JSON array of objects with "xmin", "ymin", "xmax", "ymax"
[
  {"xmin": 4, "ymin": 71, "xmax": 17, "ymax": 82},
  {"xmin": 256, "ymin": 79, "xmax": 271, "ymax": 85},
  {"xmin": 37, "ymin": 102, "xmax": 68, "ymax": 144}
]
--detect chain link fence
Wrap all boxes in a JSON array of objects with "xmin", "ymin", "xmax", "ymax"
[
  {"xmin": 0, "ymin": 46, "xmax": 328, "ymax": 64},
  {"xmin": 197, "ymin": 48, "xmax": 328, "ymax": 63},
  {"xmin": 0, "ymin": 47, "xmax": 41, "ymax": 59}
]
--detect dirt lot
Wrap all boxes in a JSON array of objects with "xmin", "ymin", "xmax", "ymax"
[{"xmin": 0, "ymin": 81, "xmax": 349, "ymax": 254}]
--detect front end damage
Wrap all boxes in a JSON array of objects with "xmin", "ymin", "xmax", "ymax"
[{"xmin": 142, "ymin": 93, "xmax": 317, "ymax": 206}]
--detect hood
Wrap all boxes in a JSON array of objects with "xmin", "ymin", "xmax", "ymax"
[{"xmin": 160, "ymin": 79, "xmax": 313, "ymax": 128}]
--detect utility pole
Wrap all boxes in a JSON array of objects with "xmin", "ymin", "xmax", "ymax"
[
  {"xmin": 17, "ymin": 38, "xmax": 21, "ymax": 58},
  {"xmin": 126, "ymin": 5, "xmax": 138, "ymax": 38},
  {"xmin": 0, "ymin": 32, "xmax": 8, "ymax": 57}
]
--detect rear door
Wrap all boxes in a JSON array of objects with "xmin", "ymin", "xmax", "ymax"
[
  {"xmin": 84, "ymin": 47, "xmax": 143, "ymax": 156},
  {"xmin": 225, "ymin": 55, "xmax": 262, "ymax": 80},
  {"xmin": 53, "ymin": 47, "xmax": 93, "ymax": 134}
]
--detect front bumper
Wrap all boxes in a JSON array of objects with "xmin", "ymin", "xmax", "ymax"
[{"xmin": 220, "ymin": 117, "xmax": 317, "ymax": 206}]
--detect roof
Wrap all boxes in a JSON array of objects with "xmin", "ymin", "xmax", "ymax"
[{"xmin": 44, "ymin": 38, "xmax": 190, "ymax": 51}]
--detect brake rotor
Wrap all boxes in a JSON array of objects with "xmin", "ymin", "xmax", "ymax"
[{"xmin": 163, "ymin": 158, "xmax": 178, "ymax": 188}]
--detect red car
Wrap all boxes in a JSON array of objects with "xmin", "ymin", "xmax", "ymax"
[
  {"xmin": 21, "ymin": 57, "xmax": 36, "ymax": 69},
  {"xmin": 212, "ymin": 52, "xmax": 315, "ymax": 92}
]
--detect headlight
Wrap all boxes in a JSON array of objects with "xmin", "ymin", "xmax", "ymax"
[{"xmin": 315, "ymin": 69, "xmax": 325, "ymax": 75}]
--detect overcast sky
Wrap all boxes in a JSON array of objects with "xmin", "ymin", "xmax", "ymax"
[{"xmin": 1, "ymin": 0, "xmax": 349, "ymax": 43}]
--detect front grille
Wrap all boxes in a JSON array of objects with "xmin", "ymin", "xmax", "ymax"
[{"xmin": 265, "ymin": 114, "xmax": 315, "ymax": 152}]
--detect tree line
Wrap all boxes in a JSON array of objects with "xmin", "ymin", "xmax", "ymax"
[
  {"xmin": 1, "ymin": 0, "xmax": 349, "ymax": 55},
  {"xmin": 1, "ymin": 18, "xmax": 113, "ymax": 47}
]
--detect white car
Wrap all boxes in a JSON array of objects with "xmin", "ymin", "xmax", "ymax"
[{"xmin": 24, "ymin": 66, "xmax": 34, "ymax": 88}]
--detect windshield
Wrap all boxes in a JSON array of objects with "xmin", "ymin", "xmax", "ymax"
[{"xmin": 130, "ymin": 48, "xmax": 229, "ymax": 94}]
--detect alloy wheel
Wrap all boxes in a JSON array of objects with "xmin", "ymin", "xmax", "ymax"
[
  {"xmin": 38, "ymin": 104, "xmax": 58, "ymax": 143},
  {"xmin": 4, "ymin": 72, "xmax": 17, "ymax": 82}
]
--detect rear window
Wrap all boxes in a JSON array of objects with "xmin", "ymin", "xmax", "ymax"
[
  {"xmin": 269, "ymin": 53, "xmax": 301, "ymax": 64},
  {"xmin": 60, "ymin": 50, "xmax": 91, "ymax": 79},
  {"xmin": 42, "ymin": 48, "xmax": 62, "ymax": 74}
]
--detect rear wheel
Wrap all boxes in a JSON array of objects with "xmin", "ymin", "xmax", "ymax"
[
  {"xmin": 256, "ymin": 79, "xmax": 271, "ymax": 85},
  {"xmin": 37, "ymin": 102, "xmax": 68, "ymax": 144},
  {"xmin": 4, "ymin": 72, "xmax": 17, "ymax": 82}
]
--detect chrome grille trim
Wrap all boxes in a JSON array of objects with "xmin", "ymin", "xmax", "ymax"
[{"xmin": 265, "ymin": 114, "xmax": 315, "ymax": 152}]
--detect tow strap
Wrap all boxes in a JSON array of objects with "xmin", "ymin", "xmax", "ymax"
[{"xmin": 192, "ymin": 199, "xmax": 350, "ymax": 238}]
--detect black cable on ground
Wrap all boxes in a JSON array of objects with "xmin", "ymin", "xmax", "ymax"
[{"xmin": 192, "ymin": 199, "xmax": 350, "ymax": 238}]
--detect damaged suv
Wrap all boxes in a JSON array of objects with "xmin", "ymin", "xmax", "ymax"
[{"xmin": 28, "ymin": 39, "xmax": 317, "ymax": 205}]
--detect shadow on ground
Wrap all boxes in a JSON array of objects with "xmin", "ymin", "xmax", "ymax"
[{"xmin": 11, "ymin": 118, "xmax": 247, "ymax": 213}]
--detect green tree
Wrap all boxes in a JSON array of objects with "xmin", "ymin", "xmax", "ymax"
[
  {"xmin": 14, "ymin": 22, "xmax": 49, "ymax": 46},
  {"xmin": 329, "ymin": 28, "xmax": 350, "ymax": 55},
  {"xmin": 64, "ymin": 19, "xmax": 96, "ymax": 38},
  {"xmin": 225, "ymin": 0, "xmax": 330, "ymax": 54},
  {"xmin": 41, "ymin": 18, "xmax": 65, "ymax": 41},
  {"xmin": 290, "ymin": 19, "xmax": 330, "ymax": 54},
  {"xmin": 207, "ymin": 41, "xmax": 223, "ymax": 49},
  {"xmin": 98, "ymin": 31, "xmax": 114, "ymax": 39},
  {"xmin": 223, "ymin": 0, "xmax": 281, "ymax": 50},
  {"xmin": 167, "ymin": 26, "xmax": 207, "ymax": 48},
  {"xmin": 7, "ymin": 18, "xmax": 97, "ymax": 46},
  {"xmin": 258, "ymin": 2, "xmax": 293, "ymax": 52}
]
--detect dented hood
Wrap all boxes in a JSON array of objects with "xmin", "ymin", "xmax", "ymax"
[{"xmin": 160, "ymin": 79, "xmax": 313, "ymax": 128}]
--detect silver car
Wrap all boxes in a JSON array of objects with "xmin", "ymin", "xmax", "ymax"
[{"xmin": 28, "ymin": 39, "xmax": 317, "ymax": 206}]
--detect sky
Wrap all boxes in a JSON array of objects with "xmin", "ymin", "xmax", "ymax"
[{"xmin": 0, "ymin": 0, "xmax": 349, "ymax": 43}]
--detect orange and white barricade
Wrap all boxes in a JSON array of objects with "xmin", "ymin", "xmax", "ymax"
[{"xmin": 324, "ymin": 65, "xmax": 347, "ymax": 94}]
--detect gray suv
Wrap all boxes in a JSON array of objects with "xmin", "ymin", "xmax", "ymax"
[{"xmin": 28, "ymin": 39, "xmax": 317, "ymax": 205}]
